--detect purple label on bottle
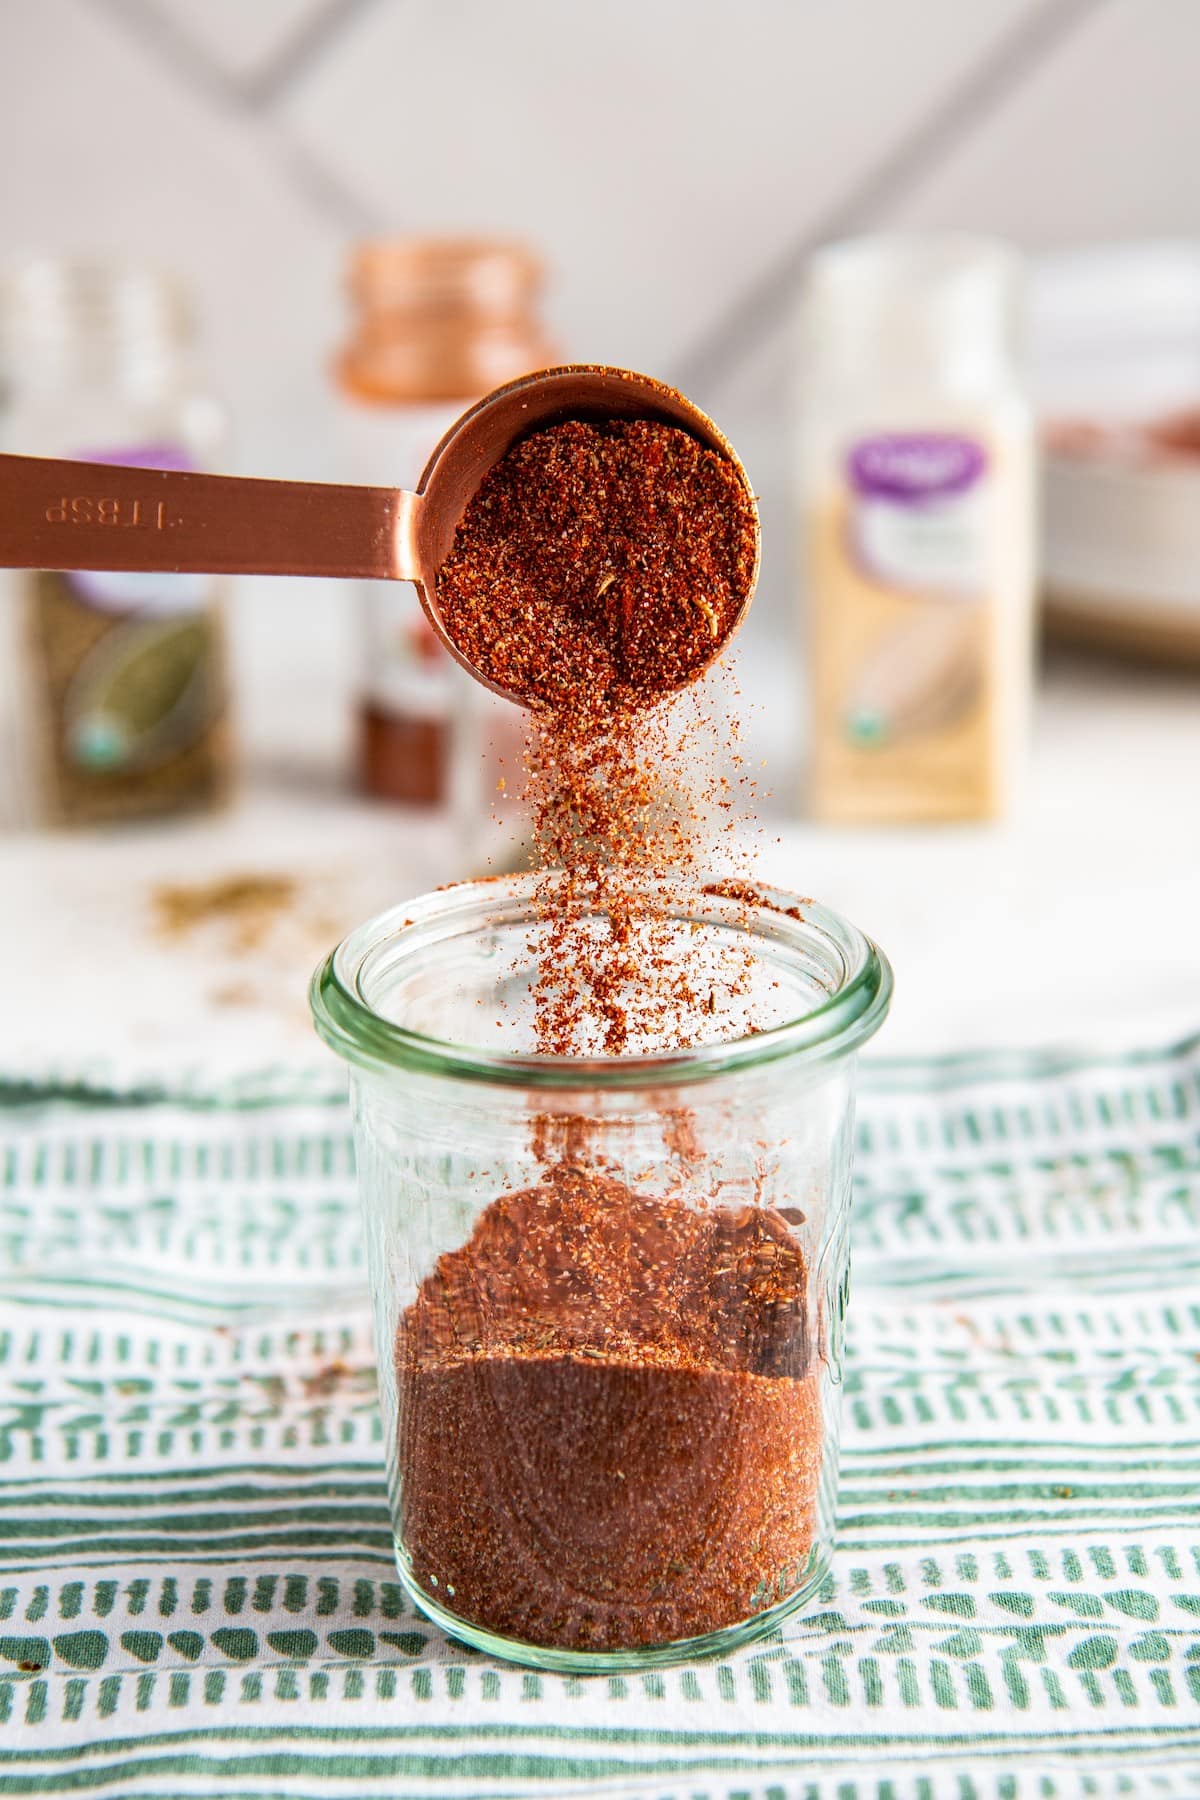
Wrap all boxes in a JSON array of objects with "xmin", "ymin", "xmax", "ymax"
[
  {"xmin": 76, "ymin": 441, "xmax": 196, "ymax": 474},
  {"xmin": 847, "ymin": 434, "xmax": 987, "ymax": 504}
]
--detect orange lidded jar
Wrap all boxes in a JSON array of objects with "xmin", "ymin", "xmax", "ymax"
[{"xmin": 334, "ymin": 239, "xmax": 556, "ymax": 816}]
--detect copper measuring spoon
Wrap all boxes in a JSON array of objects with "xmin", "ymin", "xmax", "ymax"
[{"xmin": 0, "ymin": 364, "xmax": 760, "ymax": 705}]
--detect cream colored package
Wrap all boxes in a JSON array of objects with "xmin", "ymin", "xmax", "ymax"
[
  {"xmin": 805, "ymin": 424, "xmax": 1034, "ymax": 821},
  {"xmin": 799, "ymin": 238, "xmax": 1036, "ymax": 824}
]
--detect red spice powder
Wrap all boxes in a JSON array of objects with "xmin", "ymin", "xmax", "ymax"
[
  {"xmin": 436, "ymin": 414, "xmax": 760, "ymax": 1058},
  {"xmin": 394, "ymin": 405, "xmax": 821, "ymax": 1657},
  {"xmin": 703, "ymin": 878, "xmax": 811, "ymax": 922},
  {"xmin": 397, "ymin": 1165, "xmax": 821, "ymax": 1650},
  {"xmin": 436, "ymin": 419, "xmax": 757, "ymax": 710}
]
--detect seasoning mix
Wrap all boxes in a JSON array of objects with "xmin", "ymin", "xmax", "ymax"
[
  {"xmin": 438, "ymin": 414, "xmax": 758, "ymax": 1057},
  {"xmin": 398, "ymin": 1165, "xmax": 821, "ymax": 1650},
  {"xmin": 312, "ymin": 373, "xmax": 893, "ymax": 1668},
  {"xmin": 435, "ymin": 418, "xmax": 755, "ymax": 710},
  {"xmin": 391, "ymin": 405, "xmax": 824, "ymax": 1655}
]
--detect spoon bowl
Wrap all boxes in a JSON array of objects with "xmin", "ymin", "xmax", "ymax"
[{"xmin": 0, "ymin": 364, "xmax": 760, "ymax": 707}]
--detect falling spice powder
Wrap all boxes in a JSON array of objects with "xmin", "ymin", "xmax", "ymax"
[{"xmin": 438, "ymin": 415, "xmax": 759, "ymax": 1057}]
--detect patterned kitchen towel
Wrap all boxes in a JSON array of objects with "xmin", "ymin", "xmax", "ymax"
[{"xmin": 2, "ymin": 1036, "xmax": 1200, "ymax": 1798}]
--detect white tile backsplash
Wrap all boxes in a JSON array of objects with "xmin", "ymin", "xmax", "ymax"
[
  {"xmin": 279, "ymin": 0, "xmax": 1045, "ymax": 373},
  {"xmin": 4, "ymin": 0, "xmax": 1192, "ymax": 470},
  {"xmin": 0, "ymin": 0, "xmax": 347, "ymax": 482},
  {"xmin": 890, "ymin": 0, "xmax": 1200, "ymax": 245},
  {"xmin": 144, "ymin": 0, "xmax": 335, "ymax": 85}
]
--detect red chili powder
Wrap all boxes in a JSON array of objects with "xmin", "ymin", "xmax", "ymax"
[
  {"xmin": 396, "ymin": 1165, "xmax": 821, "ymax": 1651},
  {"xmin": 436, "ymin": 416, "xmax": 759, "ymax": 1056},
  {"xmin": 435, "ymin": 419, "xmax": 757, "ymax": 711},
  {"xmin": 395, "ymin": 408, "xmax": 818, "ymax": 1657}
]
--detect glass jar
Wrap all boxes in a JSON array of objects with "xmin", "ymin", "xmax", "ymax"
[
  {"xmin": 311, "ymin": 874, "xmax": 892, "ymax": 1671},
  {"xmin": 798, "ymin": 234, "xmax": 1035, "ymax": 823},
  {"xmin": 0, "ymin": 257, "xmax": 232, "ymax": 827},
  {"xmin": 334, "ymin": 238, "xmax": 555, "ymax": 853}
]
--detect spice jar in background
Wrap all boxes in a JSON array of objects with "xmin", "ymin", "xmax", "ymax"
[
  {"xmin": 798, "ymin": 236, "xmax": 1036, "ymax": 823},
  {"xmin": 333, "ymin": 238, "xmax": 556, "ymax": 851},
  {"xmin": 0, "ymin": 259, "xmax": 233, "ymax": 827},
  {"xmin": 312, "ymin": 875, "xmax": 892, "ymax": 1670}
]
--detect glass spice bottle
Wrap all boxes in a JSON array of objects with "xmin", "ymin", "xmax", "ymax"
[
  {"xmin": 798, "ymin": 235, "xmax": 1035, "ymax": 823},
  {"xmin": 0, "ymin": 258, "xmax": 233, "ymax": 827},
  {"xmin": 333, "ymin": 238, "xmax": 556, "ymax": 833}
]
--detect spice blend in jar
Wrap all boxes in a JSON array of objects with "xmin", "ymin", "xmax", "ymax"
[
  {"xmin": 397, "ymin": 1165, "xmax": 821, "ymax": 1650},
  {"xmin": 307, "ymin": 862, "xmax": 897, "ymax": 1670},
  {"xmin": 380, "ymin": 397, "xmax": 840, "ymax": 1658},
  {"xmin": 305, "ymin": 372, "xmax": 888, "ymax": 1665}
]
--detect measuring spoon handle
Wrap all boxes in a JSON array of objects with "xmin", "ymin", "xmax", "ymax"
[{"xmin": 0, "ymin": 453, "xmax": 419, "ymax": 581}]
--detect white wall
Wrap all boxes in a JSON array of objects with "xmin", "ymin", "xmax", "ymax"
[{"xmin": 2, "ymin": 0, "xmax": 1197, "ymax": 768}]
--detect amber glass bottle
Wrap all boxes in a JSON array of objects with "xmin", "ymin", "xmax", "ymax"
[{"xmin": 335, "ymin": 239, "xmax": 555, "ymax": 809}]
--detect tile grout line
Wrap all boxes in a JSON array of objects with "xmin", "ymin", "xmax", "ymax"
[
  {"xmin": 80, "ymin": 0, "xmax": 1110, "ymax": 386},
  {"xmin": 675, "ymin": 0, "xmax": 1112, "ymax": 398},
  {"xmin": 84, "ymin": 0, "xmax": 384, "ymax": 233},
  {"xmin": 241, "ymin": 0, "xmax": 388, "ymax": 109},
  {"xmin": 276, "ymin": 140, "xmax": 383, "ymax": 237},
  {"xmin": 86, "ymin": 0, "xmax": 240, "ymax": 112}
]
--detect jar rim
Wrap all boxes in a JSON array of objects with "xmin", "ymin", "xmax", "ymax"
[{"xmin": 310, "ymin": 875, "xmax": 892, "ymax": 1091}]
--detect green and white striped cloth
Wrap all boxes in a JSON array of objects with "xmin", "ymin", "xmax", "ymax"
[{"xmin": 2, "ymin": 1038, "xmax": 1200, "ymax": 1798}]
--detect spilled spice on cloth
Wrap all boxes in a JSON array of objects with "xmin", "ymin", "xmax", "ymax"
[{"xmin": 397, "ymin": 1165, "xmax": 820, "ymax": 1650}]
